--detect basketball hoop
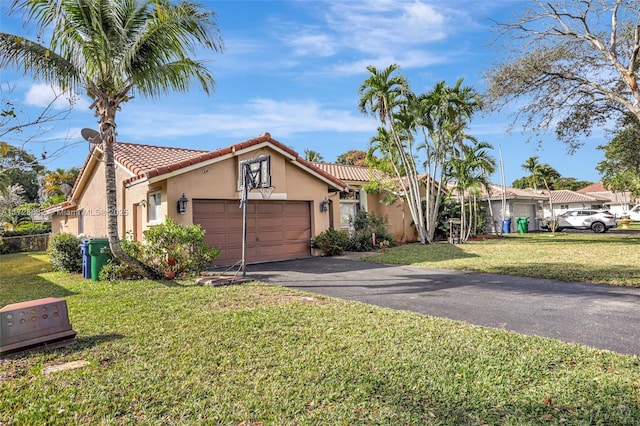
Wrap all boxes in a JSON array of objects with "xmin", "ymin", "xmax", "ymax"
[{"xmin": 259, "ymin": 186, "xmax": 275, "ymax": 199}]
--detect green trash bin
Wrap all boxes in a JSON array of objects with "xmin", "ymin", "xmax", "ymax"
[
  {"xmin": 88, "ymin": 238, "xmax": 110, "ymax": 281},
  {"xmin": 516, "ymin": 217, "xmax": 529, "ymax": 234}
]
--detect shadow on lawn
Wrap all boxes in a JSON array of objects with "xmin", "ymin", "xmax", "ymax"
[
  {"xmin": 1, "ymin": 333, "xmax": 124, "ymax": 360},
  {"xmin": 1, "ymin": 258, "xmax": 78, "ymax": 306}
]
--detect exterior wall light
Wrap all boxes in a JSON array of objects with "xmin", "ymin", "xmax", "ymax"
[
  {"xmin": 319, "ymin": 199, "xmax": 329, "ymax": 213},
  {"xmin": 177, "ymin": 193, "xmax": 189, "ymax": 215}
]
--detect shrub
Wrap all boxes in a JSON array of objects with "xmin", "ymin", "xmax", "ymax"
[
  {"xmin": 312, "ymin": 228, "xmax": 349, "ymax": 256},
  {"xmin": 96, "ymin": 237, "xmax": 145, "ymax": 281},
  {"xmin": 47, "ymin": 233, "xmax": 82, "ymax": 273},
  {"xmin": 141, "ymin": 218, "xmax": 220, "ymax": 277},
  {"xmin": 346, "ymin": 210, "xmax": 396, "ymax": 252}
]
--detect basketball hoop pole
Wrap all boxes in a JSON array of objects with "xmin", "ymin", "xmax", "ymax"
[
  {"xmin": 239, "ymin": 155, "xmax": 271, "ymax": 278},
  {"xmin": 241, "ymin": 163, "xmax": 251, "ymax": 277}
]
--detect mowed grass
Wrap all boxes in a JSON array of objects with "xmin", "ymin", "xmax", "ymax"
[
  {"xmin": 365, "ymin": 232, "xmax": 640, "ymax": 286},
  {"xmin": 2, "ymin": 253, "xmax": 640, "ymax": 424}
]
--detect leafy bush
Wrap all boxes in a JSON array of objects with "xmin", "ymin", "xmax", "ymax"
[
  {"xmin": 101, "ymin": 220, "xmax": 220, "ymax": 280},
  {"xmin": 312, "ymin": 228, "xmax": 349, "ymax": 256},
  {"xmin": 96, "ymin": 237, "xmax": 144, "ymax": 281},
  {"xmin": 141, "ymin": 218, "xmax": 220, "ymax": 277},
  {"xmin": 346, "ymin": 210, "xmax": 395, "ymax": 252},
  {"xmin": 47, "ymin": 233, "xmax": 82, "ymax": 273},
  {"xmin": 99, "ymin": 261, "xmax": 143, "ymax": 281}
]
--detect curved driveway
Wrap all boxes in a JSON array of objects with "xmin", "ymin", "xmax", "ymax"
[{"xmin": 247, "ymin": 256, "xmax": 640, "ymax": 356}]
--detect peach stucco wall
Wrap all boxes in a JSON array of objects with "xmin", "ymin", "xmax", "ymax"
[
  {"xmin": 162, "ymin": 148, "xmax": 331, "ymax": 238},
  {"xmin": 68, "ymin": 147, "xmax": 332, "ymax": 244},
  {"xmin": 365, "ymin": 193, "xmax": 415, "ymax": 243}
]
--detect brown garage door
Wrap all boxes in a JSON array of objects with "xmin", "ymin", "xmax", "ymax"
[{"xmin": 193, "ymin": 199, "xmax": 311, "ymax": 266}]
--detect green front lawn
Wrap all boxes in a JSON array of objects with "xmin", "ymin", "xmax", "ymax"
[
  {"xmin": 365, "ymin": 233, "xmax": 640, "ymax": 286},
  {"xmin": 2, "ymin": 252, "xmax": 640, "ymax": 424}
]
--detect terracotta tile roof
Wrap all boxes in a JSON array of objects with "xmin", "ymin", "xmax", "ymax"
[
  {"xmin": 311, "ymin": 162, "xmax": 385, "ymax": 183},
  {"xmin": 577, "ymin": 182, "xmax": 605, "ymax": 193},
  {"xmin": 114, "ymin": 143, "xmax": 211, "ymax": 178},
  {"xmin": 549, "ymin": 190, "xmax": 610, "ymax": 204},
  {"xmin": 480, "ymin": 184, "xmax": 548, "ymax": 200},
  {"xmin": 577, "ymin": 182, "xmax": 639, "ymax": 205},
  {"xmin": 66, "ymin": 133, "xmax": 347, "ymax": 202}
]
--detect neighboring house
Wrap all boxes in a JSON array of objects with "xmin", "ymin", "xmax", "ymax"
[
  {"xmin": 42, "ymin": 133, "xmax": 351, "ymax": 266},
  {"xmin": 311, "ymin": 162, "xmax": 415, "ymax": 242},
  {"xmin": 481, "ymin": 184, "xmax": 617, "ymax": 233},
  {"xmin": 481, "ymin": 184, "xmax": 548, "ymax": 233},
  {"xmin": 578, "ymin": 182, "xmax": 639, "ymax": 217},
  {"xmin": 541, "ymin": 190, "xmax": 610, "ymax": 218}
]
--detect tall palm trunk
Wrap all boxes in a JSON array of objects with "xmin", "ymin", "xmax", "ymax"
[
  {"xmin": 384, "ymin": 106, "xmax": 427, "ymax": 244},
  {"xmin": 97, "ymin": 96, "xmax": 161, "ymax": 279}
]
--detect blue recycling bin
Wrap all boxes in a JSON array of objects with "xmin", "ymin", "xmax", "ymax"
[
  {"xmin": 80, "ymin": 238, "xmax": 91, "ymax": 279},
  {"xmin": 502, "ymin": 218, "xmax": 512, "ymax": 234}
]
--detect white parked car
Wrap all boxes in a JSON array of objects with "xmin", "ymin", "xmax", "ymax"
[
  {"xmin": 542, "ymin": 209, "xmax": 617, "ymax": 233},
  {"xmin": 624, "ymin": 205, "xmax": 640, "ymax": 221}
]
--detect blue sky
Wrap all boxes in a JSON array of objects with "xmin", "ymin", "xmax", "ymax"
[{"xmin": 1, "ymin": 0, "xmax": 607, "ymax": 186}]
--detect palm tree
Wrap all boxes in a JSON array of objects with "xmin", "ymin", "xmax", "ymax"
[
  {"xmin": 358, "ymin": 64, "xmax": 428, "ymax": 243},
  {"xmin": 417, "ymin": 79, "xmax": 481, "ymax": 242},
  {"xmin": 304, "ymin": 149, "xmax": 324, "ymax": 162},
  {"xmin": 447, "ymin": 142, "xmax": 496, "ymax": 241},
  {"xmin": 521, "ymin": 156, "xmax": 542, "ymax": 190},
  {"xmin": 1, "ymin": 0, "xmax": 222, "ymax": 278}
]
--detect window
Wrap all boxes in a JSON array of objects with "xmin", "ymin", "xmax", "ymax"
[
  {"xmin": 340, "ymin": 202, "xmax": 359, "ymax": 228},
  {"xmin": 148, "ymin": 192, "xmax": 162, "ymax": 222}
]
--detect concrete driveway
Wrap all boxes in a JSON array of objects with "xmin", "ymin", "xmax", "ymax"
[{"xmin": 247, "ymin": 256, "xmax": 640, "ymax": 356}]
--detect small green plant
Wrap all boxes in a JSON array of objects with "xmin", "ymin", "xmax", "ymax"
[
  {"xmin": 47, "ymin": 233, "xmax": 82, "ymax": 273},
  {"xmin": 312, "ymin": 228, "xmax": 349, "ymax": 256},
  {"xmin": 346, "ymin": 210, "xmax": 395, "ymax": 251}
]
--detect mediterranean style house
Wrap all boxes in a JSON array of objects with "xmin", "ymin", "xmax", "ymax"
[{"xmin": 43, "ymin": 133, "xmax": 415, "ymax": 266}]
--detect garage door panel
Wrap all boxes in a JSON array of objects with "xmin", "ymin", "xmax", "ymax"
[
  {"xmin": 194, "ymin": 199, "xmax": 311, "ymax": 266},
  {"xmin": 256, "ymin": 231, "xmax": 286, "ymax": 242},
  {"xmin": 258, "ymin": 203, "xmax": 284, "ymax": 214},
  {"xmin": 286, "ymin": 229, "xmax": 310, "ymax": 240},
  {"xmin": 258, "ymin": 218, "xmax": 284, "ymax": 228}
]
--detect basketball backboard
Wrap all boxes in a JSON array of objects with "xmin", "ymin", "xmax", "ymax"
[{"xmin": 239, "ymin": 155, "xmax": 271, "ymax": 190}]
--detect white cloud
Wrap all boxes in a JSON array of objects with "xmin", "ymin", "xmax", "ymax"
[
  {"xmin": 287, "ymin": 33, "xmax": 336, "ymax": 57},
  {"xmin": 24, "ymin": 84, "xmax": 90, "ymax": 110},
  {"xmin": 325, "ymin": 1, "xmax": 449, "ymax": 55},
  {"xmin": 119, "ymin": 99, "xmax": 375, "ymax": 141}
]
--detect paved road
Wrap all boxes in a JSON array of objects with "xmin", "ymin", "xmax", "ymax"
[{"xmin": 247, "ymin": 256, "xmax": 640, "ymax": 356}]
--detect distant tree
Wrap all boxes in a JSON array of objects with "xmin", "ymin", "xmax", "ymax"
[
  {"xmin": 517, "ymin": 156, "xmax": 560, "ymax": 190},
  {"xmin": 597, "ymin": 117, "xmax": 640, "ymax": 196},
  {"xmin": 336, "ymin": 150, "xmax": 368, "ymax": 166},
  {"xmin": 511, "ymin": 177, "xmax": 531, "ymax": 189},
  {"xmin": 304, "ymin": 149, "xmax": 324, "ymax": 162},
  {"xmin": 0, "ymin": 183, "xmax": 30, "ymax": 229},
  {"xmin": 486, "ymin": 0, "xmax": 640, "ymax": 152},
  {"xmin": 40, "ymin": 167, "xmax": 79, "ymax": 200},
  {"xmin": 554, "ymin": 178, "xmax": 593, "ymax": 191},
  {"xmin": 0, "ymin": 142, "xmax": 44, "ymax": 202},
  {"xmin": 521, "ymin": 156, "xmax": 542, "ymax": 190}
]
